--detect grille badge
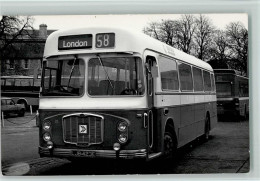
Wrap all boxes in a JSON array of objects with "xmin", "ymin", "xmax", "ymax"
[{"xmin": 79, "ymin": 124, "xmax": 88, "ymax": 134}]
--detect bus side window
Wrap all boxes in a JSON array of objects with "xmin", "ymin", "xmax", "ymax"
[
  {"xmin": 6, "ymin": 79, "xmax": 14, "ymax": 86},
  {"xmin": 158, "ymin": 56, "xmax": 179, "ymax": 91},
  {"xmin": 192, "ymin": 67, "xmax": 204, "ymax": 92},
  {"xmin": 210, "ymin": 73, "xmax": 216, "ymax": 92},
  {"xmin": 203, "ymin": 71, "xmax": 212, "ymax": 92},
  {"xmin": 179, "ymin": 63, "xmax": 193, "ymax": 91}
]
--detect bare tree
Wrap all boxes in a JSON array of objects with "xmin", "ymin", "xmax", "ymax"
[
  {"xmin": 207, "ymin": 30, "xmax": 230, "ymax": 69},
  {"xmin": 143, "ymin": 16, "xmax": 248, "ymax": 75},
  {"xmin": 226, "ymin": 22, "xmax": 248, "ymax": 76},
  {"xmin": 158, "ymin": 20, "xmax": 175, "ymax": 46},
  {"xmin": 0, "ymin": 16, "xmax": 35, "ymax": 75},
  {"xmin": 143, "ymin": 19, "xmax": 175, "ymax": 46},
  {"xmin": 143, "ymin": 21, "xmax": 160, "ymax": 40},
  {"xmin": 212, "ymin": 30, "xmax": 230, "ymax": 60},
  {"xmin": 172, "ymin": 15, "xmax": 196, "ymax": 54},
  {"xmin": 193, "ymin": 15, "xmax": 215, "ymax": 61},
  {"xmin": 143, "ymin": 15, "xmax": 196, "ymax": 54},
  {"xmin": 0, "ymin": 16, "xmax": 34, "ymax": 53}
]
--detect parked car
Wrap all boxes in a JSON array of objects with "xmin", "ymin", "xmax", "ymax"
[{"xmin": 1, "ymin": 97, "xmax": 25, "ymax": 117}]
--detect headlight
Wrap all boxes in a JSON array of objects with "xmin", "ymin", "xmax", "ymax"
[
  {"xmin": 46, "ymin": 141, "xmax": 53, "ymax": 149},
  {"xmin": 43, "ymin": 121, "xmax": 51, "ymax": 131},
  {"xmin": 43, "ymin": 132, "xmax": 51, "ymax": 141},
  {"xmin": 118, "ymin": 122, "xmax": 128, "ymax": 132},
  {"xmin": 113, "ymin": 143, "xmax": 121, "ymax": 151},
  {"xmin": 118, "ymin": 134, "xmax": 128, "ymax": 143}
]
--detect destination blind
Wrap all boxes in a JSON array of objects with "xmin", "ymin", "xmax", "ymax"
[{"xmin": 58, "ymin": 34, "xmax": 93, "ymax": 50}]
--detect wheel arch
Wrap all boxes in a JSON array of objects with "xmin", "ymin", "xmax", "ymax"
[
  {"xmin": 17, "ymin": 98, "xmax": 28, "ymax": 108},
  {"xmin": 164, "ymin": 118, "xmax": 178, "ymax": 146}
]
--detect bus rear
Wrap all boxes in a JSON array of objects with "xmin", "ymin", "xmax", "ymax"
[{"xmin": 214, "ymin": 69, "xmax": 249, "ymax": 118}]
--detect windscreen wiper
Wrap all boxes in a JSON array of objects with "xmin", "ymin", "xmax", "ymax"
[
  {"xmin": 67, "ymin": 57, "xmax": 77, "ymax": 90},
  {"xmin": 96, "ymin": 55, "xmax": 114, "ymax": 93}
]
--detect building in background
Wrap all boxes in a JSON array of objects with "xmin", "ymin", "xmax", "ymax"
[{"xmin": 1, "ymin": 24, "xmax": 56, "ymax": 76}]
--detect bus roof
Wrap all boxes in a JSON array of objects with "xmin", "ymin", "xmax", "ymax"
[
  {"xmin": 44, "ymin": 26, "xmax": 213, "ymax": 71},
  {"xmin": 214, "ymin": 69, "xmax": 238, "ymax": 74},
  {"xmin": 214, "ymin": 69, "xmax": 248, "ymax": 79}
]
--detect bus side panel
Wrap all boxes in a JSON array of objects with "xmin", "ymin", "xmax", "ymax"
[
  {"xmin": 178, "ymin": 95, "xmax": 196, "ymax": 147},
  {"xmin": 154, "ymin": 94, "xmax": 181, "ymax": 151},
  {"xmin": 194, "ymin": 94, "xmax": 206, "ymax": 137},
  {"xmin": 204, "ymin": 94, "xmax": 218, "ymax": 132},
  {"xmin": 153, "ymin": 106, "xmax": 181, "ymax": 152}
]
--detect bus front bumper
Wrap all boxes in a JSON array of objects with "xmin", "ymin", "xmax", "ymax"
[{"xmin": 39, "ymin": 147, "xmax": 147, "ymax": 159}]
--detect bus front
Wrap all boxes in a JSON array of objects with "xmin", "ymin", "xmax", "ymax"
[{"xmin": 38, "ymin": 29, "xmax": 150, "ymax": 160}]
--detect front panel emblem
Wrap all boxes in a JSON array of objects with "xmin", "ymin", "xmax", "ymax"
[{"xmin": 79, "ymin": 125, "xmax": 88, "ymax": 134}]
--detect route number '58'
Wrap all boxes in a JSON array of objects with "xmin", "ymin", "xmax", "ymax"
[{"xmin": 96, "ymin": 33, "xmax": 115, "ymax": 48}]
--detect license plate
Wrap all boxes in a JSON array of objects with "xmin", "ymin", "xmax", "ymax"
[{"xmin": 72, "ymin": 150, "xmax": 96, "ymax": 157}]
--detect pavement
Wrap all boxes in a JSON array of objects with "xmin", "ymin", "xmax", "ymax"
[
  {"xmin": 0, "ymin": 113, "xmax": 250, "ymax": 176},
  {"xmin": 1, "ymin": 112, "xmax": 37, "ymax": 132},
  {"xmin": 1, "ymin": 112, "xmax": 39, "ymax": 168}
]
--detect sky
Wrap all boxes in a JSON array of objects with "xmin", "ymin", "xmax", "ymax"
[{"xmin": 32, "ymin": 14, "xmax": 248, "ymax": 32}]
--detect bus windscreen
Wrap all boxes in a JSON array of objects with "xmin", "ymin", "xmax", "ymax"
[
  {"xmin": 88, "ymin": 57, "xmax": 144, "ymax": 96},
  {"xmin": 42, "ymin": 58, "xmax": 85, "ymax": 96}
]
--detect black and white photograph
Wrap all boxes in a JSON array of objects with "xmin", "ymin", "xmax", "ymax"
[{"xmin": 0, "ymin": 13, "xmax": 250, "ymax": 176}]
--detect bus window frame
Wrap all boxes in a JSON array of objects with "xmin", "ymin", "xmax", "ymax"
[
  {"xmin": 158, "ymin": 55, "xmax": 180, "ymax": 92},
  {"xmin": 86, "ymin": 55, "xmax": 146, "ymax": 98},
  {"xmin": 203, "ymin": 70, "xmax": 212, "ymax": 92},
  {"xmin": 210, "ymin": 73, "xmax": 216, "ymax": 92},
  {"xmin": 192, "ymin": 66, "xmax": 204, "ymax": 93},
  {"xmin": 178, "ymin": 62, "xmax": 194, "ymax": 92},
  {"xmin": 41, "ymin": 57, "xmax": 86, "ymax": 98}
]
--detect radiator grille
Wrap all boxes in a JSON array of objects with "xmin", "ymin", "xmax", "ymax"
[{"xmin": 63, "ymin": 114, "xmax": 103, "ymax": 145}]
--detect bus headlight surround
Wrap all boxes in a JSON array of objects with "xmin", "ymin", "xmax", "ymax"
[
  {"xmin": 43, "ymin": 132, "xmax": 51, "ymax": 141},
  {"xmin": 118, "ymin": 134, "xmax": 128, "ymax": 143},
  {"xmin": 118, "ymin": 122, "xmax": 128, "ymax": 132},
  {"xmin": 43, "ymin": 121, "xmax": 51, "ymax": 131},
  {"xmin": 113, "ymin": 143, "xmax": 121, "ymax": 151},
  {"xmin": 46, "ymin": 141, "xmax": 53, "ymax": 149}
]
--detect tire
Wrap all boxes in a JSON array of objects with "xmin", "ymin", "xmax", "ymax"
[
  {"xmin": 18, "ymin": 109, "xmax": 25, "ymax": 117},
  {"xmin": 163, "ymin": 131, "xmax": 177, "ymax": 160},
  {"xmin": 204, "ymin": 115, "xmax": 210, "ymax": 141}
]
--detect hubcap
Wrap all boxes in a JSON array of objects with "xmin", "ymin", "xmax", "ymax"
[{"xmin": 164, "ymin": 133, "xmax": 174, "ymax": 157}]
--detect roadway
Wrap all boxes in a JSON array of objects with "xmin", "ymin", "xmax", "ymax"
[{"xmin": 1, "ymin": 112, "xmax": 249, "ymax": 175}]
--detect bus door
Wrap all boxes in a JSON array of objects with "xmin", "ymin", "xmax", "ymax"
[{"xmin": 145, "ymin": 55, "xmax": 159, "ymax": 156}]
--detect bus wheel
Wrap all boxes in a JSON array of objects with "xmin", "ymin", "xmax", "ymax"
[
  {"xmin": 204, "ymin": 116, "xmax": 210, "ymax": 141},
  {"xmin": 164, "ymin": 131, "xmax": 176, "ymax": 160}
]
